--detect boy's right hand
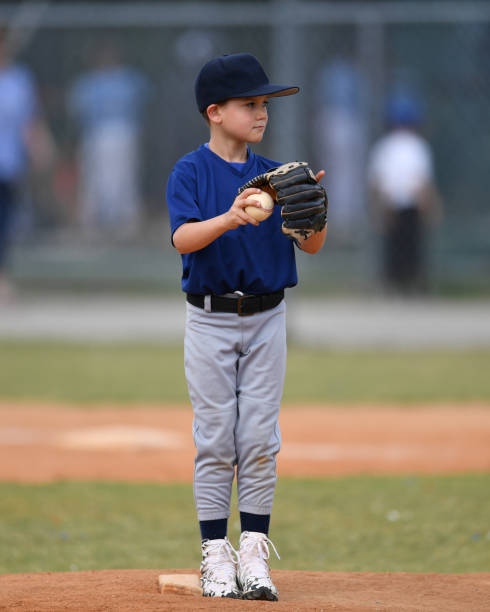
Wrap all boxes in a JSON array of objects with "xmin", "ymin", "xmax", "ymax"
[{"xmin": 224, "ymin": 188, "xmax": 263, "ymax": 229}]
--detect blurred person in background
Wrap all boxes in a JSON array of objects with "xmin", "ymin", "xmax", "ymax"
[
  {"xmin": 0, "ymin": 26, "xmax": 55, "ymax": 302},
  {"xmin": 367, "ymin": 93, "xmax": 443, "ymax": 294},
  {"xmin": 68, "ymin": 40, "xmax": 150, "ymax": 241}
]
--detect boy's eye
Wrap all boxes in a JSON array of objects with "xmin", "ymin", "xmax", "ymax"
[{"xmin": 247, "ymin": 101, "xmax": 268, "ymax": 108}]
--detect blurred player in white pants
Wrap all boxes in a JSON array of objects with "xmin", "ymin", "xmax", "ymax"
[
  {"xmin": 68, "ymin": 42, "xmax": 149, "ymax": 240},
  {"xmin": 367, "ymin": 95, "xmax": 443, "ymax": 294}
]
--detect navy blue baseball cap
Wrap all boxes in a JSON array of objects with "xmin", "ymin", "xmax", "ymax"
[
  {"xmin": 195, "ymin": 53, "xmax": 299, "ymax": 112},
  {"xmin": 386, "ymin": 93, "xmax": 424, "ymax": 126}
]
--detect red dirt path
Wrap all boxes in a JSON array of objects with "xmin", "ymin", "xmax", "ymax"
[
  {"xmin": 1, "ymin": 402, "xmax": 489, "ymax": 611},
  {"xmin": 1, "ymin": 403, "xmax": 489, "ymax": 482}
]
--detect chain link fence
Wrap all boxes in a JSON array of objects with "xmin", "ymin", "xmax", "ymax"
[{"xmin": 1, "ymin": 1, "xmax": 489, "ymax": 294}]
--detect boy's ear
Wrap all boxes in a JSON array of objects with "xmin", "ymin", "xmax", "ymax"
[{"xmin": 206, "ymin": 104, "xmax": 222, "ymax": 124}]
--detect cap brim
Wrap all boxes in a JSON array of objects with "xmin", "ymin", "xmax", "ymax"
[{"xmin": 230, "ymin": 84, "xmax": 300, "ymax": 100}]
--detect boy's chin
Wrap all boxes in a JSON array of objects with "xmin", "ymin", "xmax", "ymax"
[{"xmin": 247, "ymin": 133, "xmax": 265, "ymax": 143}]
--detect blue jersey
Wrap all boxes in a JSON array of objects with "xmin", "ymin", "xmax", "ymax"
[
  {"xmin": 0, "ymin": 65, "xmax": 38, "ymax": 180},
  {"xmin": 68, "ymin": 66, "xmax": 149, "ymax": 133},
  {"xmin": 166, "ymin": 144, "xmax": 297, "ymax": 295}
]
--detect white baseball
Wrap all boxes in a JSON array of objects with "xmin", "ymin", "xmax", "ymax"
[{"xmin": 244, "ymin": 191, "xmax": 274, "ymax": 222}]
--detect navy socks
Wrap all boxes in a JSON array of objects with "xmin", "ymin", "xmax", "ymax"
[
  {"xmin": 200, "ymin": 513, "xmax": 270, "ymax": 541},
  {"xmin": 200, "ymin": 518, "xmax": 228, "ymax": 541},
  {"xmin": 240, "ymin": 512, "xmax": 270, "ymax": 536}
]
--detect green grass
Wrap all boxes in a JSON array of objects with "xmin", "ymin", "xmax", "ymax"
[
  {"xmin": 1, "ymin": 342, "xmax": 490, "ymax": 404},
  {"xmin": 0, "ymin": 475, "xmax": 488, "ymax": 574},
  {"xmin": 0, "ymin": 343, "xmax": 188, "ymax": 404},
  {"xmin": 1, "ymin": 343, "xmax": 487, "ymax": 577}
]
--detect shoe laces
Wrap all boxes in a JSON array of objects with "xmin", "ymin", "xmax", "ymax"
[
  {"xmin": 239, "ymin": 531, "xmax": 280, "ymax": 578},
  {"xmin": 201, "ymin": 538, "xmax": 239, "ymax": 582}
]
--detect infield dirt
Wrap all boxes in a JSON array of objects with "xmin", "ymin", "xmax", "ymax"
[
  {"xmin": 1, "ymin": 403, "xmax": 489, "ymax": 482},
  {"xmin": 1, "ymin": 568, "xmax": 489, "ymax": 611},
  {"xmin": 1, "ymin": 402, "xmax": 489, "ymax": 611}
]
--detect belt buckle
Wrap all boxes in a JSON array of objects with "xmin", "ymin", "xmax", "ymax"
[{"xmin": 236, "ymin": 293, "xmax": 254, "ymax": 317}]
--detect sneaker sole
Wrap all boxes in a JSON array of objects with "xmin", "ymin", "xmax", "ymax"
[
  {"xmin": 242, "ymin": 586, "xmax": 278, "ymax": 601},
  {"xmin": 203, "ymin": 592, "xmax": 241, "ymax": 599}
]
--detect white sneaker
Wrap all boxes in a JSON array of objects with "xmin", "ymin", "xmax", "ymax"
[
  {"xmin": 200, "ymin": 537, "xmax": 241, "ymax": 598},
  {"xmin": 237, "ymin": 531, "xmax": 280, "ymax": 601}
]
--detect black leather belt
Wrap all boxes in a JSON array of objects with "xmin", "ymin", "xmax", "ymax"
[{"xmin": 186, "ymin": 290, "xmax": 284, "ymax": 316}]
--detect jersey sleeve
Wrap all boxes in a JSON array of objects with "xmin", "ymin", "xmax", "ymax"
[{"xmin": 166, "ymin": 162, "xmax": 202, "ymax": 244}]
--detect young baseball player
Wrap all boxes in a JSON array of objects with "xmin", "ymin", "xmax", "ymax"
[{"xmin": 166, "ymin": 53, "xmax": 327, "ymax": 601}]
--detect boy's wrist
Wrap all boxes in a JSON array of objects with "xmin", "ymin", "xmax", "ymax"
[
  {"xmin": 219, "ymin": 211, "xmax": 233, "ymax": 232},
  {"xmin": 217, "ymin": 211, "xmax": 230, "ymax": 232}
]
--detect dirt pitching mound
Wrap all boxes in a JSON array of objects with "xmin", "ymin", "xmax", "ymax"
[{"xmin": 1, "ymin": 569, "xmax": 489, "ymax": 611}]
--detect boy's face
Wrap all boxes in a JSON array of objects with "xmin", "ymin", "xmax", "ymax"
[{"xmin": 211, "ymin": 95, "xmax": 269, "ymax": 143}]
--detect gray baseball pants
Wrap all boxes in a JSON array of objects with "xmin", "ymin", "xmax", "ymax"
[{"xmin": 184, "ymin": 300, "xmax": 286, "ymax": 521}]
